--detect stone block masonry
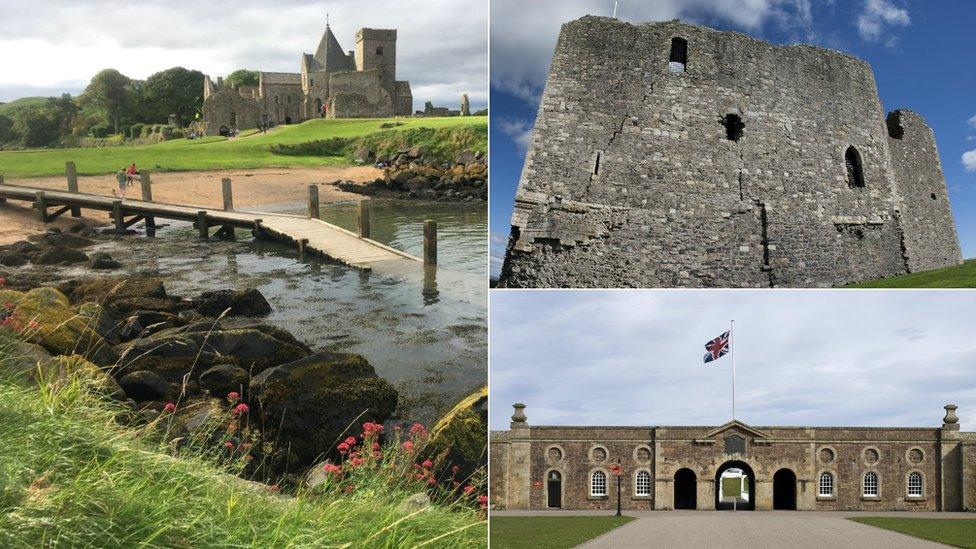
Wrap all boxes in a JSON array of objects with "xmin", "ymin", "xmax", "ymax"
[{"xmin": 498, "ymin": 17, "xmax": 962, "ymax": 288}]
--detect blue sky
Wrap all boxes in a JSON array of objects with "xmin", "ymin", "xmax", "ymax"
[
  {"xmin": 489, "ymin": 0, "xmax": 976, "ymax": 276},
  {"xmin": 490, "ymin": 290, "xmax": 976, "ymax": 431}
]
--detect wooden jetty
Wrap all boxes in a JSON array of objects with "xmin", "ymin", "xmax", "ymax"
[{"xmin": 0, "ymin": 164, "xmax": 437, "ymax": 272}]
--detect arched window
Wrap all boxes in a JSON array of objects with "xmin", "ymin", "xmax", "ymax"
[
  {"xmin": 863, "ymin": 471, "xmax": 879, "ymax": 497},
  {"xmin": 376, "ymin": 46, "xmax": 384, "ymax": 56},
  {"xmin": 907, "ymin": 472, "xmax": 923, "ymax": 497},
  {"xmin": 635, "ymin": 470, "xmax": 651, "ymax": 497},
  {"xmin": 723, "ymin": 114, "xmax": 744, "ymax": 142},
  {"xmin": 818, "ymin": 472, "xmax": 834, "ymax": 497},
  {"xmin": 845, "ymin": 146, "xmax": 865, "ymax": 188},
  {"xmin": 669, "ymin": 37, "xmax": 688, "ymax": 72},
  {"xmin": 591, "ymin": 470, "xmax": 607, "ymax": 497}
]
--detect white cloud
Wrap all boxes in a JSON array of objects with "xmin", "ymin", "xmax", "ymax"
[
  {"xmin": 489, "ymin": 233, "xmax": 508, "ymax": 277},
  {"xmin": 856, "ymin": 0, "xmax": 910, "ymax": 42},
  {"xmin": 967, "ymin": 114, "xmax": 976, "ymax": 130},
  {"xmin": 496, "ymin": 117, "xmax": 533, "ymax": 151},
  {"xmin": 490, "ymin": 291, "xmax": 976, "ymax": 430},
  {"xmin": 963, "ymin": 150, "xmax": 976, "ymax": 172},
  {"xmin": 0, "ymin": 0, "xmax": 487, "ymax": 110}
]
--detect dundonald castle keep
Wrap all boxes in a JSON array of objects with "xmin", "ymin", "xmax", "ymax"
[
  {"xmin": 498, "ymin": 17, "xmax": 963, "ymax": 288},
  {"xmin": 490, "ymin": 404, "xmax": 976, "ymax": 512},
  {"xmin": 201, "ymin": 23, "xmax": 412, "ymax": 135}
]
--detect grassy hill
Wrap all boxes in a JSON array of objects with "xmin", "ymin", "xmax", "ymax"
[
  {"xmin": 0, "ymin": 366, "xmax": 486, "ymax": 547},
  {"xmin": 0, "ymin": 97, "xmax": 51, "ymax": 117},
  {"xmin": 0, "ymin": 116, "xmax": 486, "ymax": 178},
  {"xmin": 844, "ymin": 259, "xmax": 976, "ymax": 288}
]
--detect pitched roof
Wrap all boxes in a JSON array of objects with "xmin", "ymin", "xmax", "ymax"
[
  {"xmin": 313, "ymin": 24, "xmax": 356, "ymax": 73},
  {"xmin": 261, "ymin": 72, "xmax": 302, "ymax": 85}
]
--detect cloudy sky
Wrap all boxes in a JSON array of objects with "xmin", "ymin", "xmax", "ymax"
[
  {"xmin": 490, "ymin": 290, "xmax": 976, "ymax": 431},
  {"xmin": 489, "ymin": 0, "xmax": 976, "ymax": 276},
  {"xmin": 0, "ymin": 0, "xmax": 486, "ymax": 111}
]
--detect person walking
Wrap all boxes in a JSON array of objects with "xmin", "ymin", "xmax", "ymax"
[{"xmin": 115, "ymin": 168, "xmax": 129, "ymax": 198}]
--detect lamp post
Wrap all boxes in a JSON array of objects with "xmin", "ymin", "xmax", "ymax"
[{"xmin": 611, "ymin": 460, "xmax": 622, "ymax": 517}]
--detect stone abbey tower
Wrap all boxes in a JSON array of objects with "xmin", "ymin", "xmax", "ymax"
[
  {"xmin": 498, "ymin": 17, "xmax": 962, "ymax": 288},
  {"xmin": 201, "ymin": 22, "xmax": 412, "ymax": 135}
]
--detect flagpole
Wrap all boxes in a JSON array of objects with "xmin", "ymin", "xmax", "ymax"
[{"xmin": 731, "ymin": 319, "xmax": 735, "ymax": 421}]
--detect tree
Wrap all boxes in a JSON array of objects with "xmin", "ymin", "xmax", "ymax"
[
  {"xmin": 0, "ymin": 114, "xmax": 15, "ymax": 145},
  {"xmin": 141, "ymin": 66, "xmax": 205, "ymax": 125},
  {"xmin": 225, "ymin": 69, "xmax": 259, "ymax": 90},
  {"xmin": 12, "ymin": 106, "xmax": 59, "ymax": 148},
  {"xmin": 81, "ymin": 69, "xmax": 135, "ymax": 133},
  {"xmin": 46, "ymin": 94, "xmax": 79, "ymax": 136}
]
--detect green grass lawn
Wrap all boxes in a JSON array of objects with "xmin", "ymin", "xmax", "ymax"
[
  {"xmin": 850, "ymin": 517, "xmax": 976, "ymax": 548},
  {"xmin": 845, "ymin": 259, "xmax": 976, "ymax": 288},
  {"xmin": 489, "ymin": 516, "xmax": 634, "ymax": 549},
  {"xmin": 0, "ymin": 116, "xmax": 485, "ymax": 178},
  {"xmin": 0, "ymin": 352, "xmax": 486, "ymax": 547}
]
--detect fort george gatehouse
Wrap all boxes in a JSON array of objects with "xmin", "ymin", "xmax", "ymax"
[
  {"xmin": 489, "ymin": 404, "xmax": 976, "ymax": 512},
  {"xmin": 200, "ymin": 22, "xmax": 412, "ymax": 136}
]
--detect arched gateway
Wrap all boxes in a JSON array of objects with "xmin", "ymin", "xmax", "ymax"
[{"xmin": 490, "ymin": 404, "xmax": 974, "ymax": 512}]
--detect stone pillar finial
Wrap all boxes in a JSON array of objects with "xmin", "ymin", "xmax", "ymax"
[
  {"xmin": 943, "ymin": 404, "xmax": 959, "ymax": 430},
  {"xmin": 511, "ymin": 403, "xmax": 527, "ymax": 427}
]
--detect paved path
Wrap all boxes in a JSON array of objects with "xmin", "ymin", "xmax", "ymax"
[{"xmin": 491, "ymin": 510, "xmax": 969, "ymax": 548}]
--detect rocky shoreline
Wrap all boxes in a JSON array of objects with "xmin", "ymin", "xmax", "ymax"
[
  {"xmin": 336, "ymin": 147, "xmax": 487, "ymax": 201},
  {"xmin": 0, "ymin": 226, "xmax": 487, "ymax": 484}
]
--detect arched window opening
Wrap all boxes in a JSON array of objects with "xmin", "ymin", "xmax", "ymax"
[
  {"xmin": 863, "ymin": 472, "xmax": 879, "ymax": 497},
  {"xmin": 907, "ymin": 472, "xmax": 923, "ymax": 498},
  {"xmin": 845, "ymin": 146, "xmax": 865, "ymax": 188},
  {"xmin": 724, "ymin": 114, "xmax": 744, "ymax": 142},
  {"xmin": 592, "ymin": 150, "xmax": 603, "ymax": 176},
  {"xmin": 591, "ymin": 471, "xmax": 607, "ymax": 497},
  {"xmin": 635, "ymin": 470, "xmax": 651, "ymax": 497},
  {"xmin": 886, "ymin": 111, "xmax": 905, "ymax": 139},
  {"xmin": 669, "ymin": 37, "xmax": 688, "ymax": 73},
  {"xmin": 818, "ymin": 472, "xmax": 834, "ymax": 497},
  {"xmin": 376, "ymin": 46, "xmax": 384, "ymax": 56},
  {"xmin": 547, "ymin": 470, "xmax": 562, "ymax": 508}
]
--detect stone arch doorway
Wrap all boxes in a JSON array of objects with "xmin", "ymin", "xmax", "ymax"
[
  {"xmin": 218, "ymin": 125, "xmax": 230, "ymax": 136},
  {"xmin": 715, "ymin": 460, "xmax": 755, "ymax": 510},
  {"xmin": 773, "ymin": 468, "xmax": 797, "ymax": 510},
  {"xmin": 315, "ymin": 98, "xmax": 323, "ymax": 117},
  {"xmin": 673, "ymin": 468, "xmax": 697, "ymax": 509},
  {"xmin": 546, "ymin": 470, "xmax": 562, "ymax": 509},
  {"xmin": 284, "ymin": 116, "xmax": 293, "ymax": 125}
]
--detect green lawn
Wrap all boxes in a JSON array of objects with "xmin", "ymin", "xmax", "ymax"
[
  {"xmin": 489, "ymin": 516, "xmax": 634, "ymax": 549},
  {"xmin": 845, "ymin": 259, "xmax": 976, "ymax": 288},
  {"xmin": 0, "ymin": 116, "xmax": 485, "ymax": 178},
  {"xmin": 850, "ymin": 517, "xmax": 976, "ymax": 548}
]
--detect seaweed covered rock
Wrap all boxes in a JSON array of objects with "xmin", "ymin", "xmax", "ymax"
[
  {"xmin": 48, "ymin": 354, "xmax": 125, "ymax": 399},
  {"xmin": 89, "ymin": 252, "xmax": 122, "ymax": 270},
  {"xmin": 118, "ymin": 322, "xmax": 310, "ymax": 382},
  {"xmin": 199, "ymin": 363, "xmax": 250, "ymax": 397},
  {"xmin": 60, "ymin": 277, "xmax": 186, "ymax": 316},
  {"xmin": 8, "ymin": 287, "xmax": 119, "ymax": 366},
  {"xmin": 118, "ymin": 370, "xmax": 171, "ymax": 402},
  {"xmin": 28, "ymin": 230, "xmax": 94, "ymax": 249},
  {"xmin": 0, "ymin": 331, "xmax": 54, "ymax": 383},
  {"xmin": 250, "ymin": 351, "xmax": 398, "ymax": 468},
  {"xmin": 75, "ymin": 302, "xmax": 121, "ymax": 344},
  {"xmin": 195, "ymin": 288, "xmax": 272, "ymax": 317},
  {"xmin": 423, "ymin": 385, "xmax": 488, "ymax": 479},
  {"xmin": 33, "ymin": 246, "xmax": 89, "ymax": 265}
]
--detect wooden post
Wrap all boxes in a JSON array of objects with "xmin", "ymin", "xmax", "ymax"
[
  {"xmin": 34, "ymin": 191, "xmax": 48, "ymax": 223},
  {"xmin": 0, "ymin": 174, "xmax": 6, "ymax": 203},
  {"xmin": 222, "ymin": 178, "xmax": 234, "ymax": 211},
  {"xmin": 112, "ymin": 200, "xmax": 124, "ymax": 233},
  {"xmin": 307, "ymin": 185, "xmax": 319, "ymax": 218},
  {"xmin": 140, "ymin": 172, "xmax": 156, "ymax": 236},
  {"xmin": 423, "ymin": 219, "xmax": 437, "ymax": 266},
  {"xmin": 358, "ymin": 200, "xmax": 371, "ymax": 238},
  {"xmin": 197, "ymin": 211, "xmax": 209, "ymax": 239},
  {"xmin": 65, "ymin": 161, "xmax": 81, "ymax": 217},
  {"xmin": 298, "ymin": 238, "xmax": 309, "ymax": 254}
]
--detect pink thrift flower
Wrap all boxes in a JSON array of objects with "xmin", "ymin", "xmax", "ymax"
[
  {"xmin": 231, "ymin": 403, "xmax": 249, "ymax": 415},
  {"xmin": 226, "ymin": 391, "xmax": 240, "ymax": 403},
  {"xmin": 463, "ymin": 485, "xmax": 475, "ymax": 495},
  {"xmin": 224, "ymin": 441, "xmax": 234, "ymax": 450},
  {"xmin": 163, "ymin": 402, "xmax": 176, "ymax": 413},
  {"xmin": 422, "ymin": 459, "xmax": 433, "ymax": 469},
  {"xmin": 402, "ymin": 440, "xmax": 414, "ymax": 452}
]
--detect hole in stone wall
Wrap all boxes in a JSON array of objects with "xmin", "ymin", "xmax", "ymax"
[
  {"xmin": 931, "ymin": 193, "xmax": 937, "ymax": 200},
  {"xmin": 845, "ymin": 146, "xmax": 866, "ymax": 188},
  {"xmin": 669, "ymin": 37, "xmax": 688, "ymax": 72},
  {"xmin": 593, "ymin": 151, "xmax": 602, "ymax": 175},
  {"xmin": 886, "ymin": 111, "xmax": 904, "ymax": 139},
  {"xmin": 724, "ymin": 114, "xmax": 744, "ymax": 142}
]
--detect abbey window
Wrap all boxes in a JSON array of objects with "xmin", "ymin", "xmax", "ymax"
[
  {"xmin": 669, "ymin": 37, "xmax": 688, "ymax": 73},
  {"xmin": 845, "ymin": 146, "xmax": 865, "ymax": 188}
]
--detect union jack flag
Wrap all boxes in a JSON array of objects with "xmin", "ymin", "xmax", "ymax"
[{"xmin": 703, "ymin": 331, "xmax": 731, "ymax": 364}]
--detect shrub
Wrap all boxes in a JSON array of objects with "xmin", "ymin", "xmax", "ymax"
[
  {"xmin": 89, "ymin": 123, "xmax": 111, "ymax": 139},
  {"xmin": 140, "ymin": 125, "xmax": 152, "ymax": 138},
  {"xmin": 130, "ymin": 123, "xmax": 145, "ymax": 139},
  {"xmin": 119, "ymin": 124, "xmax": 131, "ymax": 139},
  {"xmin": 171, "ymin": 129, "xmax": 185, "ymax": 139}
]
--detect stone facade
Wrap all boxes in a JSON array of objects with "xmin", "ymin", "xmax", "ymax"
[
  {"xmin": 201, "ymin": 23, "xmax": 412, "ymax": 135},
  {"xmin": 490, "ymin": 404, "xmax": 976, "ymax": 512},
  {"xmin": 498, "ymin": 17, "xmax": 962, "ymax": 288}
]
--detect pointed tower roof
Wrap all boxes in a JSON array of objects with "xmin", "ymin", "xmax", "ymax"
[{"xmin": 313, "ymin": 24, "xmax": 355, "ymax": 73}]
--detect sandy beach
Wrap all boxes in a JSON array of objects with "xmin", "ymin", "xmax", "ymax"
[{"xmin": 0, "ymin": 166, "xmax": 379, "ymax": 245}]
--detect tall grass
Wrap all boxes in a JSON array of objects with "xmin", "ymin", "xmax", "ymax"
[{"xmin": 0, "ymin": 334, "xmax": 486, "ymax": 548}]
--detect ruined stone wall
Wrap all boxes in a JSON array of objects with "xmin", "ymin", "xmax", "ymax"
[
  {"xmin": 356, "ymin": 28, "xmax": 397, "ymax": 90},
  {"xmin": 492, "ymin": 422, "xmax": 955, "ymax": 511},
  {"xmin": 328, "ymin": 70, "xmax": 394, "ymax": 118},
  {"xmin": 499, "ymin": 17, "xmax": 959, "ymax": 288},
  {"xmin": 887, "ymin": 110, "xmax": 963, "ymax": 271},
  {"xmin": 201, "ymin": 90, "xmax": 263, "ymax": 135},
  {"xmin": 261, "ymin": 83, "xmax": 305, "ymax": 124},
  {"xmin": 963, "ymin": 435, "xmax": 976, "ymax": 511}
]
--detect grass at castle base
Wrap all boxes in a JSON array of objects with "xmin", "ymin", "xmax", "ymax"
[
  {"xmin": 489, "ymin": 516, "xmax": 634, "ymax": 549},
  {"xmin": 0, "ymin": 369, "xmax": 486, "ymax": 547},
  {"xmin": 850, "ymin": 517, "xmax": 976, "ymax": 548},
  {"xmin": 0, "ymin": 116, "xmax": 485, "ymax": 179},
  {"xmin": 844, "ymin": 259, "xmax": 976, "ymax": 288}
]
